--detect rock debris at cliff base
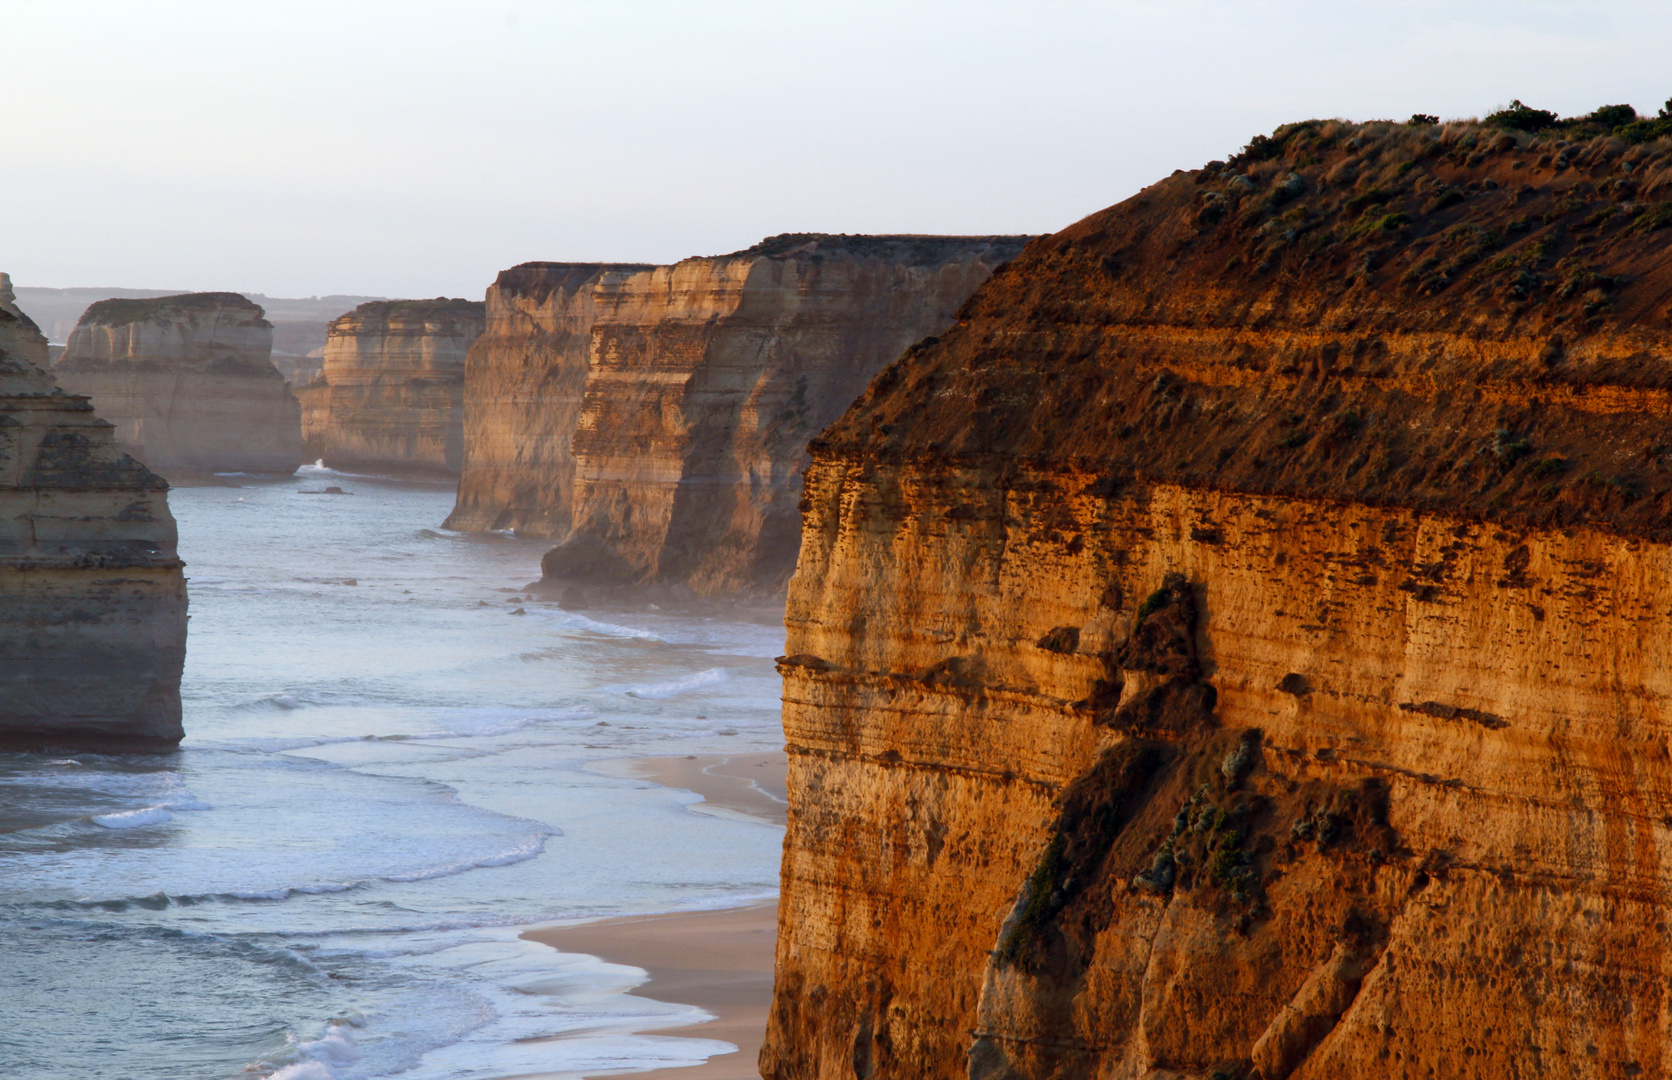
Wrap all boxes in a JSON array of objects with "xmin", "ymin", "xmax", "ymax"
[{"xmin": 767, "ymin": 117, "xmax": 1672, "ymax": 1079}]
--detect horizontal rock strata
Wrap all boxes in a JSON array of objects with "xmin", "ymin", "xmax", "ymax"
[
  {"xmin": 767, "ymin": 119, "xmax": 1672, "ymax": 1079},
  {"xmin": 0, "ymin": 276, "xmax": 186, "ymax": 750},
  {"xmin": 444, "ymin": 237, "xmax": 1030, "ymax": 594},
  {"xmin": 53, "ymin": 292, "xmax": 301, "ymax": 478},
  {"xmin": 445, "ymin": 264, "xmax": 649, "ymax": 529},
  {"xmin": 301, "ymin": 298, "xmax": 485, "ymax": 474}
]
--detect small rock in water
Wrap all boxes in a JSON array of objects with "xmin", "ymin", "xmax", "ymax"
[
  {"xmin": 478, "ymin": 600, "xmax": 490, "ymax": 606},
  {"xmin": 509, "ymin": 607, "xmax": 526, "ymax": 615},
  {"xmin": 324, "ymin": 486, "xmax": 348, "ymax": 495},
  {"xmin": 341, "ymin": 578, "xmax": 357, "ymax": 586}
]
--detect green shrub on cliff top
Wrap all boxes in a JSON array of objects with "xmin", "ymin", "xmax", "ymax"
[{"xmin": 1486, "ymin": 99, "xmax": 1560, "ymax": 132}]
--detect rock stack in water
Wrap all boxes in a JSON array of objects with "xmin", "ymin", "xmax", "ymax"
[
  {"xmin": 766, "ymin": 119, "xmax": 1672, "ymax": 1078},
  {"xmin": 299, "ymin": 298, "xmax": 485, "ymax": 475},
  {"xmin": 0, "ymin": 274, "xmax": 186, "ymax": 750},
  {"xmin": 53, "ymin": 292, "xmax": 301, "ymax": 478},
  {"xmin": 445, "ymin": 235, "xmax": 1029, "ymax": 594}
]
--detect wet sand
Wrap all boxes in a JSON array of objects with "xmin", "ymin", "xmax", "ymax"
[{"xmin": 522, "ymin": 751, "xmax": 787, "ymax": 1079}]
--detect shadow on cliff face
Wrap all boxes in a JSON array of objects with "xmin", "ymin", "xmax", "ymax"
[{"xmin": 970, "ymin": 577, "xmax": 1402, "ymax": 1080}]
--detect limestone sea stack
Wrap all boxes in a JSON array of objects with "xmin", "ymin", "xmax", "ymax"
[
  {"xmin": 299, "ymin": 298, "xmax": 485, "ymax": 475},
  {"xmin": 53, "ymin": 292, "xmax": 301, "ymax": 478},
  {"xmin": 445, "ymin": 235, "xmax": 1029, "ymax": 595},
  {"xmin": 767, "ymin": 118, "xmax": 1672, "ymax": 1078},
  {"xmin": 0, "ymin": 275, "xmax": 186, "ymax": 750}
]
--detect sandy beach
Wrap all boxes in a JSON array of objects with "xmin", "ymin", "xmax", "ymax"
[{"xmin": 523, "ymin": 751, "xmax": 787, "ymax": 1079}]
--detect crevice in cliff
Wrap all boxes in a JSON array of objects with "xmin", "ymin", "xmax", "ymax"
[{"xmin": 966, "ymin": 574, "xmax": 1419, "ymax": 1080}]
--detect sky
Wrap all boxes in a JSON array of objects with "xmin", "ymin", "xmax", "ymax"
[{"xmin": 5, "ymin": 0, "xmax": 1672, "ymax": 298}]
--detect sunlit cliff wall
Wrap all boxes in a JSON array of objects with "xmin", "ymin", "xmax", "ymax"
[
  {"xmin": 543, "ymin": 235, "xmax": 1029, "ymax": 595},
  {"xmin": 767, "ymin": 119, "xmax": 1672, "ymax": 1079},
  {"xmin": 301, "ymin": 298, "xmax": 485, "ymax": 475},
  {"xmin": 445, "ymin": 263, "xmax": 651, "ymax": 534}
]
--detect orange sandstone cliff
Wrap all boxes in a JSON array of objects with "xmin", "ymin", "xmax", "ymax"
[
  {"xmin": 444, "ymin": 236, "xmax": 1029, "ymax": 594},
  {"xmin": 547, "ymin": 235, "xmax": 1027, "ymax": 595},
  {"xmin": 445, "ymin": 263, "xmax": 652, "ymax": 534},
  {"xmin": 767, "ymin": 118, "xmax": 1672, "ymax": 1079},
  {"xmin": 299, "ymin": 298, "xmax": 485, "ymax": 475}
]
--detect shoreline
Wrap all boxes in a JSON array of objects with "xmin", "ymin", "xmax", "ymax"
[{"xmin": 521, "ymin": 751, "xmax": 787, "ymax": 1079}]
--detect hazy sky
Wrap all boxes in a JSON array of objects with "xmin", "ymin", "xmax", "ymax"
[{"xmin": 6, "ymin": 1, "xmax": 1672, "ymax": 298}]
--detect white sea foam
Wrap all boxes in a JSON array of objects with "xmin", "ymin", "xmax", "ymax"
[
  {"xmin": 537, "ymin": 609, "xmax": 664, "ymax": 641},
  {"xmin": 92, "ymin": 805, "xmax": 174, "ymax": 829},
  {"xmin": 264, "ymin": 1063, "xmax": 333, "ymax": 1080},
  {"xmin": 625, "ymin": 667, "xmax": 729, "ymax": 699},
  {"xmin": 383, "ymin": 830, "xmax": 554, "ymax": 883}
]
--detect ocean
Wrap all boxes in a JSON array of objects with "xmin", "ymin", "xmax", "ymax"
[{"xmin": 0, "ymin": 467, "xmax": 787, "ymax": 1080}]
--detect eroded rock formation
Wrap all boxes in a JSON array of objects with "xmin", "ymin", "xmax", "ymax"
[
  {"xmin": 445, "ymin": 263, "xmax": 651, "ymax": 536},
  {"xmin": 446, "ymin": 236, "xmax": 1029, "ymax": 594},
  {"xmin": 53, "ymin": 292, "xmax": 300, "ymax": 477},
  {"xmin": 300, "ymin": 298, "xmax": 485, "ymax": 474},
  {"xmin": 767, "ymin": 119, "xmax": 1672, "ymax": 1079},
  {"xmin": 0, "ymin": 276, "xmax": 186, "ymax": 750}
]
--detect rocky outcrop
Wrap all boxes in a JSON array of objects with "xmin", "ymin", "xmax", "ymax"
[
  {"xmin": 767, "ymin": 118, "xmax": 1672, "ymax": 1079},
  {"xmin": 0, "ymin": 277, "xmax": 186, "ymax": 750},
  {"xmin": 300, "ymin": 298, "xmax": 485, "ymax": 474},
  {"xmin": 53, "ymin": 293, "xmax": 301, "ymax": 477},
  {"xmin": 445, "ymin": 237, "xmax": 1029, "ymax": 594}
]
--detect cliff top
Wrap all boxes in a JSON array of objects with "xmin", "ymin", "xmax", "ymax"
[
  {"xmin": 828, "ymin": 103, "xmax": 1672, "ymax": 541},
  {"xmin": 334, "ymin": 298, "xmax": 486, "ymax": 324},
  {"xmin": 723, "ymin": 232, "xmax": 1035, "ymax": 263},
  {"xmin": 80, "ymin": 292, "xmax": 270, "ymax": 328},
  {"xmin": 493, "ymin": 262, "xmax": 659, "ymax": 304}
]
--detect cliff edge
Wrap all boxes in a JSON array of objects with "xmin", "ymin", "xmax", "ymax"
[
  {"xmin": 769, "ymin": 116, "xmax": 1672, "ymax": 1078},
  {"xmin": 300, "ymin": 298, "xmax": 485, "ymax": 475},
  {"xmin": 54, "ymin": 292, "xmax": 301, "ymax": 478},
  {"xmin": 0, "ymin": 276, "xmax": 187, "ymax": 750}
]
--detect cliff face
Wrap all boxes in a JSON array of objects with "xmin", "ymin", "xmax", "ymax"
[
  {"xmin": 53, "ymin": 293, "xmax": 301, "ymax": 477},
  {"xmin": 768, "ymin": 120, "xmax": 1672, "ymax": 1079},
  {"xmin": 302, "ymin": 298, "xmax": 485, "ymax": 474},
  {"xmin": 445, "ymin": 263, "xmax": 657, "ymax": 535},
  {"xmin": 543, "ymin": 235, "xmax": 1028, "ymax": 594},
  {"xmin": 0, "ymin": 278, "xmax": 187, "ymax": 750},
  {"xmin": 446, "ymin": 238, "xmax": 1026, "ymax": 593}
]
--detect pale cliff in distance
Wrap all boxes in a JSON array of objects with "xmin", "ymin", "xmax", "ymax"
[
  {"xmin": 53, "ymin": 292, "xmax": 301, "ymax": 478},
  {"xmin": 0, "ymin": 274, "xmax": 186, "ymax": 750},
  {"xmin": 299, "ymin": 298, "xmax": 485, "ymax": 475},
  {"xmin": 768, "ymin": 113, "xmax": 1672, "ymax": 1078},
  {"xmin": 445, "ymin": 235, "xmax": 1029, "ymax": 596}
]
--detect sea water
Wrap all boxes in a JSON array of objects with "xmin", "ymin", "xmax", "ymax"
[{"xmin": 0, "ymin": 468, "xmax": 786, "ymax": 1080}]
